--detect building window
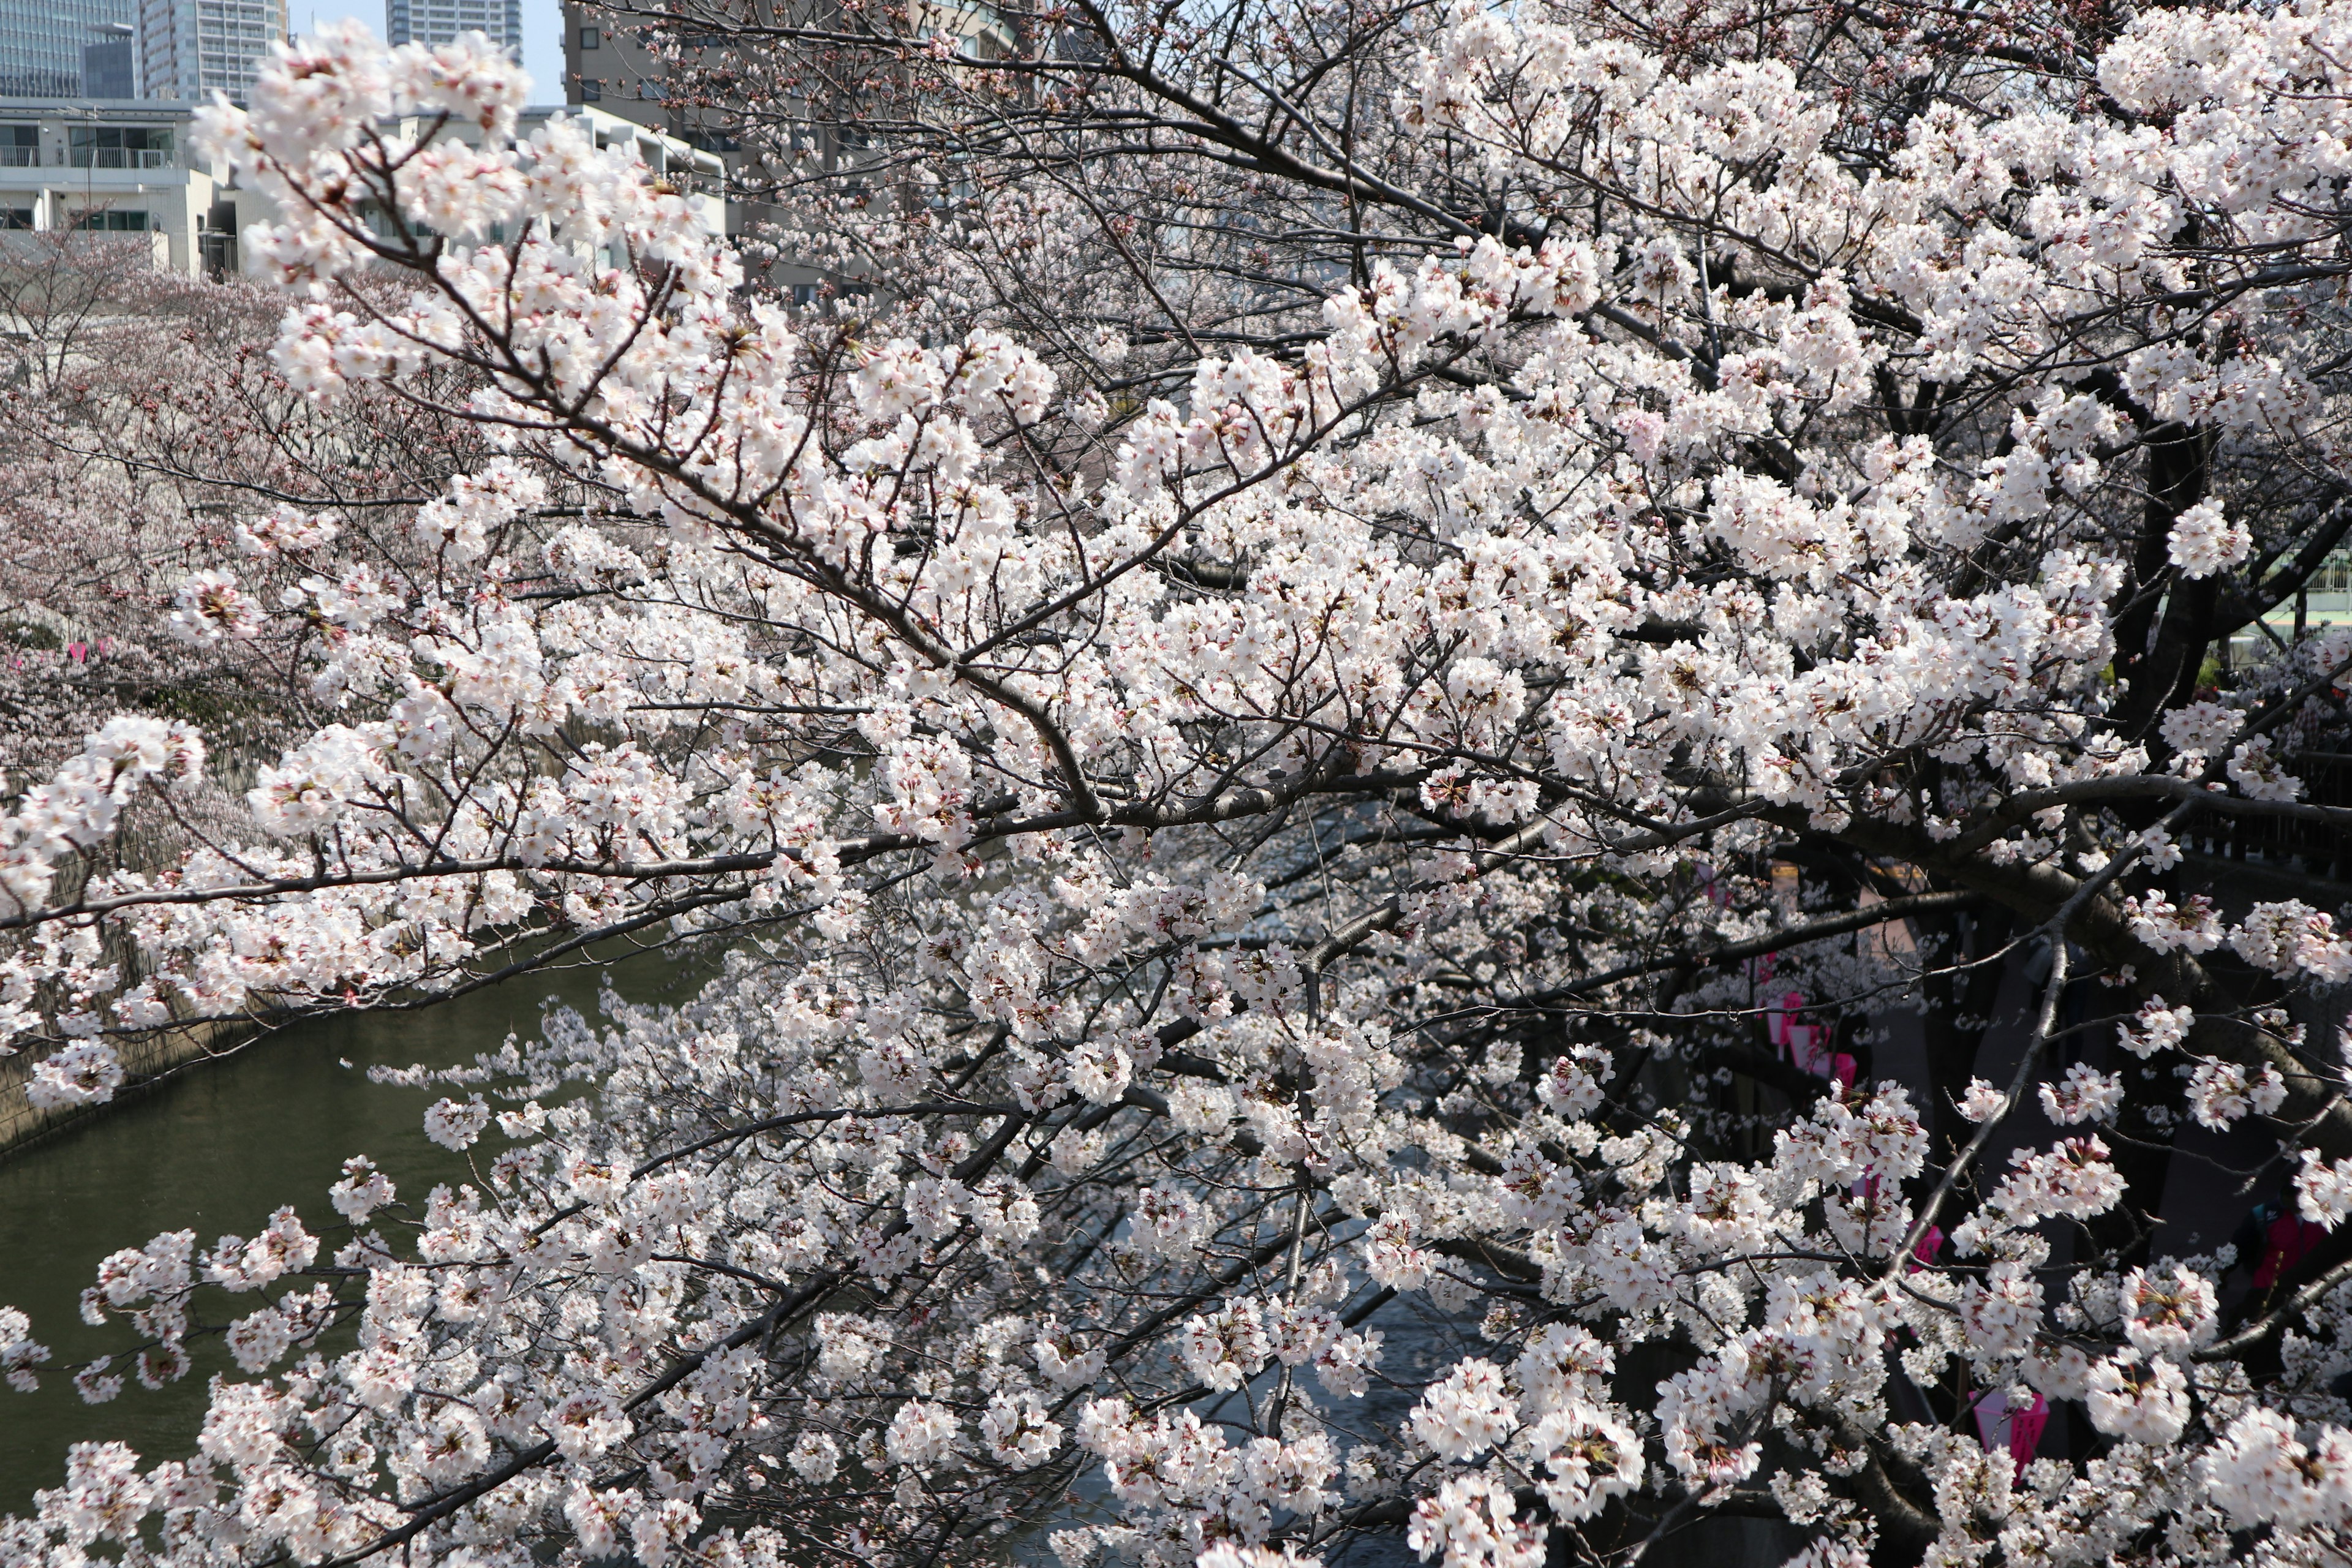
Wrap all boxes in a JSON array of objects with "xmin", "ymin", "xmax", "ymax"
[
  {"xmin": 579, "ymin": 25, "xmax": 598, "ymax": 47},
  {"xmin": 580, "ymin": 78, "xmax": 600, "ymax": 100},
  {"xmin": 0, "ymin": 125, "xmax": 35, "ymax": 167},
  {"xmin": 69, "ymin": 126, "xmax": 173, "ymax": 170},
  {"xmin": 74, "ymin": 209, "xmax": 151, "ymax": 231},
  {"xmin": 0, "ymin": 208, "xmax": 33, "ymax": 230}
]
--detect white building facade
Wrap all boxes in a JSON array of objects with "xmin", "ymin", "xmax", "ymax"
[
  {"xmin": 0, "ymin": 101, "xmax": 226, "ymax": 271},
  {"xmin": 0, "ymin": 97, "xmax": 725, "ymax": 275}
]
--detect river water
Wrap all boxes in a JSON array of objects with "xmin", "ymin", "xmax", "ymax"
[
  {"xmin": 0, "ymin": 965, "xmax": 1787, "ymax": 1567},
  {"xmin": 0, "ymin": 957, "xmax": 666, "ymax": 1516}
]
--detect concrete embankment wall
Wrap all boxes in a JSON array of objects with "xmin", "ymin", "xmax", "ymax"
[{"xmin": 0, "ymin": 1018, "xmax": 255, "ymax": 1158}]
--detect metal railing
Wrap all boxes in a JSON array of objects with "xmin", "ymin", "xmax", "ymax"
[
  {"xmin": 67, "ymin": 146, "xmax": 174, "ymax": 170},
  {"xmin": 0, "ymin": 145, "xmax": 36, "ymax": 167},
  {"xmin": 2187, "ymin": 751, "xmax": 2352, "ymax": 881}
]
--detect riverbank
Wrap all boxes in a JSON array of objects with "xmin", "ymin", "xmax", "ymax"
[{"xmin": 0, "ymin": 1015, "xmax": 258, "ymax": 1159}]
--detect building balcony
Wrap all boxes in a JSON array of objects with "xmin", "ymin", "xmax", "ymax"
[
  {"xmin": 69, "ymin": 148, "xmax": 175, "ymax": 170},
  {"xmin": 0, "ymin": 162, "xmax": 194, "ymax": 189},
  {"xmin": 0, "ymin": 149, "xmax": 186, "ymax": 172}
]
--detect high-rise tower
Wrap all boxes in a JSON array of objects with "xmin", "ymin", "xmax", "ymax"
[
  {"xmin": 139, "ymin": 0, "xmax": 287, "ymax": 101},
  {"xmin": 0, "ymin": 0, "xmax": 138, "ymax": 97},
  {"xmin": 385, "ymin": 0, "xmax": 520, "ymax": 56}
]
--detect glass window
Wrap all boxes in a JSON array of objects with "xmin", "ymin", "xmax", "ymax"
[
  {"xmin": 68, "ymin": 127, "xmax": 174, "ymax": 169},
  {"xmin": 0, "ymin": 208, "xmax": 33, "ymax": 230},
  {"xmin": 74, "ymin": 209, "xmax": 151, "ymax": 231},
  {"xmin": 579, "ymin": 25, "xmax": 598, "ymax": 47}
]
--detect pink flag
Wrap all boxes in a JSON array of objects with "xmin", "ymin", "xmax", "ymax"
[
  {"xmin": 1776, "ymin": 990, "xmax": 1804, "ymax": 1046},
  {"xmin": 2008, "ymin": 1393, "xmax": 2049, "ymax": 1474}
]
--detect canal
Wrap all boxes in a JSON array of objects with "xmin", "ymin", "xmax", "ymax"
[
  {"xmin": 0, "ymin": 954, "xmax": 681, "ymax": 1516},
  {"xmin": 0, "ymin": 956, "xmax": 1787, "ymax": 1567}
]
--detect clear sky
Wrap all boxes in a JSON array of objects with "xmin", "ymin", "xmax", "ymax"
[{"xmin": 292, "ymin": 0, "xmax": 567, "ymax": 107}]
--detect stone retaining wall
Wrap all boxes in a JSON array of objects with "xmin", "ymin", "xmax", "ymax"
[{"xmin": 0, "ymin": 1017, "xmax": 255, "ymax": 1158}]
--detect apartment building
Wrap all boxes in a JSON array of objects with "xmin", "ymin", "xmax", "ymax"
[
  {"xmin": 0, "ymin": 101, "xmax": 230, "ymax": 271},
  {"xmin": 559, "ymin": 0, "xmax": 1015, "ymax": 127},
  {"xmin": 386, "ymin": 0, "xmax": 523, "ymax": 57},
  {"xmin": 556, "ymin": 0, "xmax": 1009, "ymax": 304},
  {"xmin": 138, "ymin": 0, "xmax": 287, "ymax": 103},
  {"xmin": 558, "ymin": 1, "xmax": 692, "ymax": 132},
  {"xmin": 0, "ymin": 97, "xmax": 725, "ymax": 275}
]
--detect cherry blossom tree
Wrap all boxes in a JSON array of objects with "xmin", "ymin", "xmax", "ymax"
[
  {"xmin": 0, "ymin": 233, "xmax": 507, "ymax": 872},
  {"xmin": 12, "ymin": 7, "xmax": 2352, "ymax": 1567}
]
